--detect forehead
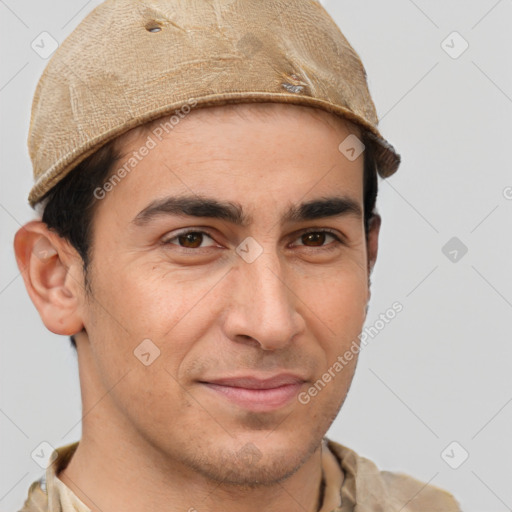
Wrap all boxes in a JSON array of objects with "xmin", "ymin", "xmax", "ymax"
[
  {"xmin": 114, "ymin": 102, "xmax": 362, "ymax": 152},
  {"xmin": 93, "ymin": 102, "xmax": 366, "ymax": 228}
]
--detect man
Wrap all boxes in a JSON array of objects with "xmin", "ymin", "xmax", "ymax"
[{"xmin": 14, "ymin": 0, "xmax": 461, "ymax": 510}]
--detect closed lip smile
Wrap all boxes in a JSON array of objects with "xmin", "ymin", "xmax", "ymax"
[{"xmin": 199, "ymin": 373, "xmax": 307, "ymax": 411}]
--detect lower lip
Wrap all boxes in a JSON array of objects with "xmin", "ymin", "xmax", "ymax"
[{"xmin": 201, "ymin": 382, "xmax": 303, "ymax": 412}]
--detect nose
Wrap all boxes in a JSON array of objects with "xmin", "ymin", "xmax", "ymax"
[{"xmin": 221, "ymin": 250, "xmax": 306, "ymax": 351}]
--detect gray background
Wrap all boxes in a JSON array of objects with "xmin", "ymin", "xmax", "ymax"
[{"xmin": 1, "ymin": 1, "xmax": 511, "ymax": 511}]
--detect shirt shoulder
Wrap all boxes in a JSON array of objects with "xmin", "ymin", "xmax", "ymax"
[
  {"xmin": 325, "ymin": 438, "xmax": 463, "ymax": 511},
  {"xmin": 379, "ymin": 469, "xmax": 462, "ymax": 511},
  {"xmin": 17, "ymin": 441, "xmax": 84, "ymax": 512},
  {"xmin": 18, "ymin": 478, "xmax": 48, "ymax": 512}
]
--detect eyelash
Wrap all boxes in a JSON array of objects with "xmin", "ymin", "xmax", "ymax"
[{"xmin": 162, "ymin": 228, "xmax": 345, "ymax": 252}]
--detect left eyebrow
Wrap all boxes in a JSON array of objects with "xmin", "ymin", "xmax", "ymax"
[
  {"xmin": 131, "ymin": 194, "xmax": 362, "ymax": 226},
  {"xmin": 283, "ymin": 196, "xmax": 363, "ymax": 223}
]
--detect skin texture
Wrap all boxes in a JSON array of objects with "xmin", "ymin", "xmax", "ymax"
[{"xmin": 14, "ymin": 103, "xmax": 380, "ymax": 512}]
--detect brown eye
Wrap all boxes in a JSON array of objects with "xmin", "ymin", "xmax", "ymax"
[
  {"xmin": 302, "ymin": 232, "xmax": 327, "ymax": 246},
  {"xmin": 163, "ymin": 230, "xmax": 218, "ymax": 249},
  {"xmin": 177, "ymin": 232, "xmax": 204, "ymax": 248},
  {"xmin": 292, "ymin": 230, "xmax": 342, "ymax": 249}
]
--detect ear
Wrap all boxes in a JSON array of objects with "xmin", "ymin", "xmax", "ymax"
[
  {"xmin": 367, "ymin": 213, "xmax": 381, "ymax": 276},
  {"xmin": 364, "ymin": 214, "xmax": 381, "ymax": 313},
  {"xmin": 13, "ymin": 220, "xmax": 85, "ymax": 336}
]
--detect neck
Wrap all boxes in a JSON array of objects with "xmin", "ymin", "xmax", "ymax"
[
  {"xmin": 58, "ymin": 341, "xmax": 325, "ymax": 512},
  {"xmin": 58, "ymin": 430, "xmax": 324, "ymax": 512}
]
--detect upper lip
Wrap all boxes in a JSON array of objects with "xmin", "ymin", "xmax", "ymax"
[{"xmin": 200, "ymin": 373, "xmax": 306, "ymax": 390}]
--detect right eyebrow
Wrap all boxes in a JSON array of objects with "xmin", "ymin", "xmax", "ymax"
[{"xmin": 131, "ymin": 195, "xmax": 252, "ymax": 227}]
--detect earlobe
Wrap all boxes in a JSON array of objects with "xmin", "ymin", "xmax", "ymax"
[{"xmin": 13, "ymin": 220, "xmax": 85, "ymax": 336}]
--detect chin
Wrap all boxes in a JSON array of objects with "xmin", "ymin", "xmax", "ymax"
[
  {"xmin": 185, "ymin": 430, "xmax": 321, "ymax": 488},
  {"xmin": 194, "ymin": 449, "xmax": 304, "ymax": 488}
]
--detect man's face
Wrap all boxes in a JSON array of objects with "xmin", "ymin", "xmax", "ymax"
[{"xmin": 74, "ymin": 104, "xmax": 377, "ymax": 485}]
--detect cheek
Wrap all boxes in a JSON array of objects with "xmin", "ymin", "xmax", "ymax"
[
  {"xmin": 83, "ymin": 259, "xmax": 224, "ymax": 394},
  {"xmin": 89, "ymin": 257, "xmax": 213, "ymax": 336},
  {"xmin": 298, "ymin": 280, "xmax": 365, "ymax": 411},
  {"xmin": 298, "ymin": 267, "xmax": 368, "ymax": 345},
  {"xmin": 81, "ymin": 274, "xmax": 198, "ymax": 429}
]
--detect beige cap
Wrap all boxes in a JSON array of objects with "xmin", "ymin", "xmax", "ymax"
[{"xmin": 27, "ymin": 0, "xmax": 401, "ymax": 207}]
